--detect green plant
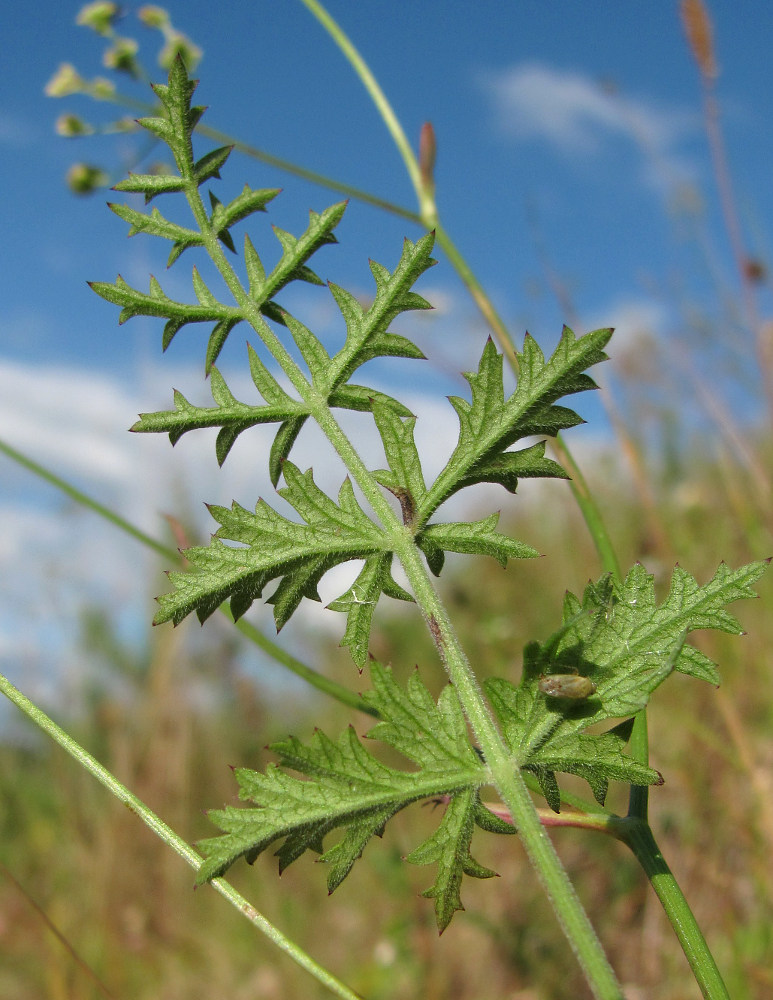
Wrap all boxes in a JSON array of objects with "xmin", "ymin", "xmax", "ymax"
[{"xmin": 3, "ymin": 5, "xmax": 770, "ymax": 1000}]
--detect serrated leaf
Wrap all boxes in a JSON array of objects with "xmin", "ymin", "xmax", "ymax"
[
  {"xmin": 268, "ymin": 417, "xmax": 308, "ymax": 487},
  {"xmin": 197, "ymin": 662, "xmax": 504, "ymax": 931},
  {"xmin": 406, "ymin": 788, "xmax": 498, "ymax": 932},
  {"xmin": 329, "ymin": 385, "xmax": 413, "ymax": 419},
  {"xmin": 417, "ymin": 513, "xmax": 540, "ymax": 573},
  {"xmin": 281, "ymin": 310, "xmax": 331, "ymax": 376},
  {"xmin": 193, "ymin": 145, "xmax": 233, "ymax": 184},
  {"xmin": 191, "ymin": 267, "xmax": 218, "ymax": 307},
  {"xmin": 131, "ymin": 360, "xmax": 307, "ymax": 465},
  {"xmin": 484, "ymin": 559, "xmax": 768, "ymax": 810},
  {"xmin": 107, "ymin": 202, "xmax": 198, "ymax": 243},
  {"xmin": 370, "ymin": 402, "xmax": 426, "ymax": 526},
  {"xmin": 210, "ymin": 185, "xmax": 278, "ymax": 237},
  {"xmin": 204, "ymin": 318, "xmax": 242, "ymax": 373},
  {"xmin": 89, "ymin": 273, "xmax": 239, "ymax": 353},
  {"xmin": 328, "ymin": 554, "xmax": 413, "ymax": 668},
  {"xmin": 95, "ymin": 60, "xmax": 344, "ymax": 366},
  {"xmin": 113, "ymin": 171, "xmax": 186, "ymax": 203},
  {"xmin": 243, "ymin": 234, "xmax": 266, "ymax": 291},
  {"xmin": 320, "ymin": 235, "xmax": 435, "ymax": 397},
  {"xmin": 263, "ymin": 205, "xmax": 345, "ymax": 299},
  {"xmin": 420, "ymin": 328, "xmax": 611, "ymax": 520},
  {"xmin": 154, "ymin": 461, "xmax": 387, "ymax": 629}
]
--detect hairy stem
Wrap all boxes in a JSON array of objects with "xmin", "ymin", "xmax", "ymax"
[
  {"xmin": 0, "ymin": 671, "xmax": 364, "ymax": 1000},
  {"xmin": 395, "ymin": 542, "xmax": 622, "ymax": 999}
]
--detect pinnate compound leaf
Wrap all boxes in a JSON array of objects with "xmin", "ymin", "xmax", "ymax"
[
  {"xmin": 107, "ymin": 201, "xmax": 205, "ymax": 266},
  {"xmin": 327, "ymin": 554, "xmax": 413, "ymax": 669},
  {"xmin": 417, "ymin": 514, "xmax": 540, "ymax": 577},
  {"xmin": 95, "ymin": 59, "xmax": 345, "ymax": 368},
  {"xmin": 131, "ymin": 347, "xmax": 308, "ymax": 465},
  {"xmin": 154, "ymin": 460, "xmax": 389, "ymax": 629},
  {"xmin": 318, "ymin": 234, "xmax": 436, "ymax": 395},
  {"xmin": 485, "ymin": 559, "xmax": 768, "ymax": 810},
  {"xmin": 419, "ymin": 328, "xmax": 611, "ymax": 521},
  {"xmin": 197, "ymin": 662, "xmax": 509, "ymax": 931},
  {"xmin": 89, "ymin": 273, "xmax": 242, "ymax": 357}
]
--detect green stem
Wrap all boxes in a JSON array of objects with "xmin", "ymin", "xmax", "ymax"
[
  {"xmin": 396, "ymin": 542, "xmax": 622, "ymax": 999},
  {"xmin": 61, "ymin": 27, "xmax": 722, "ymax": 996},
  {"xmin": 198, "ymin": 122, "xmax": 422, "ymax": 224},
  {"xmin": 619, "ymin": 819, "xmax": 731, "ymax": 1000},
  {"xmin": 0, "ymin": 436, "xmax": 375, "ymax": 718},
  {"xmin": 287, "ymin": 10, "xmax": 728, "ymax": 994},
  {"xmin": 280, "ymin": 341, "xmax": 622, "ymax": 990},
  {"xmin": 298, "ymin": 0, "xmax": 434, "ymax": 221},
  {"xmin": 0, "ymin": 437, "xmax": 171, "ymax": 560},
  {"xmin": 0, "ymin": 672, "xmax": 364, "ymax": 1000}
]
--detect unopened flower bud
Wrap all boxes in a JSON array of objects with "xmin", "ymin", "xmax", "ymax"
[
  {"xmin": 138, "ymin": 5, "xmax": 169, "ymax": 29},
  {"xmin": 55, "ymin": 113, "xmax": 95, "ymax": 137},
  {"xmin": 76, "ymin": 1, "xmax": 120, "ymax": 36},
  {"xmin": 90, "ymin": 76, "xmax": 117, "ymax": 100},
  {"xmin": 419, "ymin": 121, "xmax": 437, "ymax": 192},
  {"xmin": 66, "ymin": 162, "xmax": 109, "ymax": 195},
  {"xmin": 103, "ymin": 36, "xmax": 140, "ymax": 75},
  {"xmin": 45, "ymin": 63, "xmax": 86, "ymax": 98}
]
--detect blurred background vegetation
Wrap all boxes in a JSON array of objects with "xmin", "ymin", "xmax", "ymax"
[
  {"xmin": 2, "ymin": 2, "xmax": 773, "ymax": 998},
  {"xmin": 2, "ymin": 464, "xmax": 772, "ymax": 999}
]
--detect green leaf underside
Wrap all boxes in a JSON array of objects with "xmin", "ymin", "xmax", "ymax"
[
  {"xmin": 154, "ymin": 461, "xmax": 387, "ymax": 630},
  {"xmin": 370, "ymin": 327, "xmax": 605, "ymax": 544},
  {"xmin": 197, "ymin": 662, "xmax": 512, "ymax": 931},
  {"xmin": 327, "ymin": 554, "xmax": 414, "ymax": 669},
  {"xmin": 198, "ymin": 621, "xmax": 698, "ymax": 930},
  {"xmin": 485, "ymin": 560, "xmax": 768, "ymax": 810},
  {"xmin": 156, "ymin": 327, "xmax": 606, "ymax": 637},
  {"xmin": 197, "ymin": 560, "xmax": 764, "ymax": 924},
  {"xmin": 421, "ymin": 328, "xmax": 611, "ymax": 520},
  {"xmin": 99, "ymin": 61, "xmax": 612, "ymax": 660}
]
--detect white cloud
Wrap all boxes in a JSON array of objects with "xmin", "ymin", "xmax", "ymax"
[
  {"xmin": 481, "ymin": 62, "xmax": 695, "ymax": 186},
  {"xmin": 583, "ymin": 296, "xmax": 669, "ymax": 366},
  {"xmin": 0, "ymin": 359, "xmax": 142, "ymax": 485},
  {"xmin": 0, "ymin": 344, "xmax": 604, "ymax": 716},
  {"xmin": 0, "ymin": 355, "xmax": 470, "ymax": 700}
]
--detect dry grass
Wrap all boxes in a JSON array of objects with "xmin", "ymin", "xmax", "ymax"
[
  {"xmin": 3, "ymin": 4, "xmax": 772, "ymax": 996},
  {"xmin": 1, "ymin": 453, "xmax": 771, "ymax": 999}
]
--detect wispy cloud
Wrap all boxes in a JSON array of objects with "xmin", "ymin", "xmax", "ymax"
[
  {"xmin": 481, "ymin": 62, "xmax": 695, "ymax": 186},
  {"xmin": 0, "ymin": 341, "xmax": 596, "ymax": 709},
  {"xmin": 584, "ymin": 296, "xmax": 669, "ymax": 364},
  {"xmin": 0, "ymin": 354, "xmax": 468, "ymax": 698}
]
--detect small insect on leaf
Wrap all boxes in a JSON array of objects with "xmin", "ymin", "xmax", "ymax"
[{"xmin": 538, "ymin": 674, "xmax": 597, "ymax": 700}]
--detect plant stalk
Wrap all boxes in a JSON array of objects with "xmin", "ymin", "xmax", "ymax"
[
  {"xmin": 0, "ymin": 671, "xmax": 364, "ymax": 1000},
  {"xmin": 0, "ymin": 436, "xmax": 375, "ymax": 718},
  {"xmin": 620, "ymin": 818, "xmax": 731, "ymax": 1000},
  {"xmin": 395, "ymin": 540, "xmax": 623, "ymax": 999}
]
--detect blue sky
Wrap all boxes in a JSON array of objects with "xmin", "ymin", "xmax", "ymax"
[{"xmin": 2, "ymin": 1, "xmax": 772, "ymax": 717}]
